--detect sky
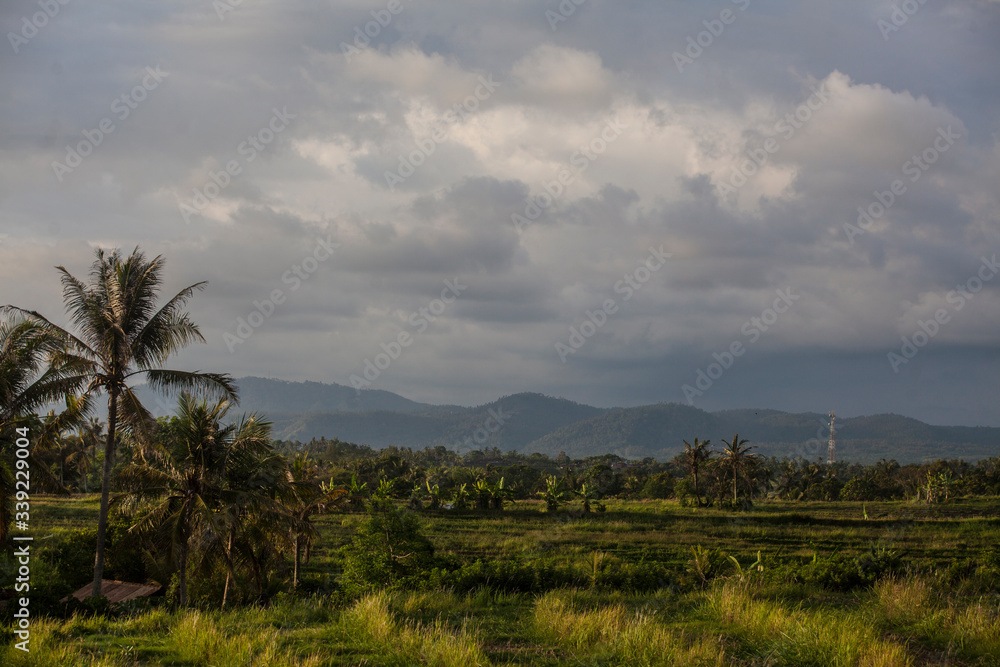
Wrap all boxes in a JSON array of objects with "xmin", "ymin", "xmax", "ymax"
[{"xmin": 2, "ymin": 0, "xmax": 999, "ymax": 426}]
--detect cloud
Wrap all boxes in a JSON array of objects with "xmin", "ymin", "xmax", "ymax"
[{"xmin": 2, "ymin": 0, "xmax": 999, "ymax": 424}]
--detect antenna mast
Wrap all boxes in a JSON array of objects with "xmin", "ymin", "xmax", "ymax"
[{"xmin": 827, "ymin": 411, "xmax": 836, "ymax": 464}]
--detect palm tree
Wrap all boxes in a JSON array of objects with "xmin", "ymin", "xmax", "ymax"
[
  {"xmin": 7, "ymin": 248, "xmax": 236, "ymax": 597},
  {"xmin": 67, "ymin": 417, "xmax": 104, "ymax": 493},
  {"xmin": 288, "ymin": 454, "xmax": 346, "ymax": 588},
  {"xmin": 7, "ymin": 248, "xmax": 236, "ymax": 595},
  {"xmin": 682, "ymin": 438, "xmax": 712, "ymax": 507},
  {"xmin": 720, "ymin": 433, "xmax": 756, "ymax": 504},
  {"xmin": 116, "ymin": 394, "xmax": 276, "ymax": 606},
  {"xmin": 0, "ymin": 314, "xmax": 90, "ymax": 539},
  {"xmin": 0, "ymin": 314, "xmax": 88, "ymax": 432}
]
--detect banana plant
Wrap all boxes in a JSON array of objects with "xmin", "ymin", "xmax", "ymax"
[
  {"xmin": 347, "ymin": 474, "xmax": 368, "ymax": 509},
  {"xmin": 489, "ymin": 477, "xmax": 514, "ymax": 510},
  {"xmin": 575, "ymin": 483, "xmax": 605, "ymax": 513},
  {"xmin": 727, "ymin": 550, "xmax": 763, "ymax": 583},
  {"xmin": 371, "ymin": 477, "xmax": 394, "ymax": 501},
  {"xmin": 474, "ymin": 479, "xmax": 492, "ymax": 510},
  {"xmin": 538, "ymin": 475, "xmax": 570, "ymax": 512},
  {"xmin": 425, "ymin": 479, "xmax": 443, "ymax": 510},
  {"xmin": 452, "ymin": 482, "xmax": 470, "ymax": 510}
]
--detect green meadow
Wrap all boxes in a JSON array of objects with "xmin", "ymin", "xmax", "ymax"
[{"xmin": 5, "ymin": 496, "xmax": 999, "ymax": 666}]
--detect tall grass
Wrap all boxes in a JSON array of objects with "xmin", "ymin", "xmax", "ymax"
[
  {"xmin": 872, "ymin": 576, "xmax": 1000, "ymax": 661},
  {"xmin": 707, "ymin": 580, "xmax": 913, "ymax": 666},
  {"xmin": 1, "ymin": 618, "xmax": 128, "ymax": 667},
  {"xmin": 344, "ymin": 591, "xmax": 491, "ymax": 666},
  {"xmin": 532, "ymin": 589, "xmax": 725, "ymax": 665},
  {"xmin": 167, "ymin": 611, "xmax": 321, "ymax": 667}
]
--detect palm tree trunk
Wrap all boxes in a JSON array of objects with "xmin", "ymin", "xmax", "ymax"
[
  {"xmin": 693, "ymin": 469, "xmax": 700, "ymax": 507},
  {"xmin": 178, "ymin": 536, "xmax": 188, "ymax": 607},
  {"xmin": 293, "ymin": 533, "xmax": 300, "ymax": 588},
  {"xmin": 222, "ymin": 530, "xmax": 234, "ymax": 609},
  {"xmin": 92, "ymin": 387, "xmax": 118, "ymax": 598},
  {"xmin": 733, "ymin": 464, "xmax": 738, "ymax": 503}
]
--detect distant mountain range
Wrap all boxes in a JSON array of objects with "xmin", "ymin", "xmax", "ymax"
[{"xmin": 134, "ymin": 377, "xmax": 1000, "ymax": 464}]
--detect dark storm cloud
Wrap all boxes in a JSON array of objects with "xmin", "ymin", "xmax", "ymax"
[{"xmin": 2, "ymin": 0, "xmax": 999, "ymax": 424}]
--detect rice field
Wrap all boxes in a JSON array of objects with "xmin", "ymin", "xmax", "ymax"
[{"xmin": 3, "ymin": 497, "xmax": 999, "ymax": 665}]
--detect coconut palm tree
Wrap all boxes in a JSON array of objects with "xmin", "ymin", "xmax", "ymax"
[
  {"xmin": 66, "ymin": 417, "xmax": 104, "ymax": 493},
  {"xmin": 116, "ymin": 394, "xmax": 277, "ymax": 606},
  {"xmin": 6, "ymin": 248, "xmax": 236, "ymax": 597},
  {"xmin": 0, "ymin": 314, "xmax": 91, "ymax": 539},
  {"xmin": 0, "ymin": 314, "xmax": 89, "ymax": 431},
  {"xmin": 682, "ymin": 438, "xmax": 712, "ymax": 507},
  {"xmin": 288, "ymin": 454, "xmax": 346, "ymax": 588},
  {"xmin": 720, "ymin": 433, "xmax": 756, "ymax": 504}
]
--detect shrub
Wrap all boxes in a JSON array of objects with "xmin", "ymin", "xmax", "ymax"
[{"xmin": 339, "ymin": 499, "xmax": 434, "ymax": 595}]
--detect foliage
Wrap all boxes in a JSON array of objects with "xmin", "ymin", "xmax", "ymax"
[
  {"xmin": 340, "ymin": 499, "xmax": 435, "ymax": 595},
  {"xmin": 7, "ymin": 247, "xmax": 237, "ymax": 599},
  {"xmin": 538, "ymin": 475, "xmax": 571, "ymax": 512},
  {"xmin": 115, "ymin": 393, "xmax": 286, "ymax": 606}
]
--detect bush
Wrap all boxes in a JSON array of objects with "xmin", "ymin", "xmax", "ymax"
[
  {"xmin": 640, "ymin": 472, "xmax": 674, "ymax": 499},
  {"xmin": 675, "ymin": 478, "xmax": 695, "ymax": 507},
  {"xmin": 797, "ymin": 547, "xmax": 904, "ymax": 591},
  {"xmin": 340, "ymin": 499, "xmax": 434, "ymax": 595}
]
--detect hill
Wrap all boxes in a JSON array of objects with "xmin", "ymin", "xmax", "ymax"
[
  {"xmin": 527, "ymin": 406, "xmax": 1000, "ymax": 464},
  {"xmin": 129, "ymin": 377, "xmax": 1000, "ymax": 464},
  {"xmin": 271, "ymin": 392, "xmax": 605, "ymax": 452},
  {"xmin": 133, "ymin": 376, "xmax": 430, "ymax": 417}
]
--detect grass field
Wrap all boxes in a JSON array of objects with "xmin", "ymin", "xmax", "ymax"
[{"xmin": 4, "ymin": 496, "xmax": 1000, "ymax": 665}]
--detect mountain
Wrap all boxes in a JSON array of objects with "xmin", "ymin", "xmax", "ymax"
[
  {"xmin": 523, "ymin": 403, "xmax": 718, "ymax": 460},
  {"xmin": 270, "ymin": 392, "xmax": 606, "ymax": 452},
  {"xmin": 133, "ymin": 376, "xmax": 429, "ymax": 417},
  {"xmin": 527, "ymin": 407, "xmax": 1000, "ymax": 464},
  {"xmin": 129, "ymin": 377, "xmax": 999, "ymax": 464}
]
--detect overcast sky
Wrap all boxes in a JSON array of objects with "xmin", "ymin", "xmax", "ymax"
[{"xmin": 2, "ymin": 0, "xmax": 999, "ymax": 426}]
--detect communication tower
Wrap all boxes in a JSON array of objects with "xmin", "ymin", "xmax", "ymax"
[{"xmin": 826, "ymin": 411, "xmax": 836, "ymax": 464}]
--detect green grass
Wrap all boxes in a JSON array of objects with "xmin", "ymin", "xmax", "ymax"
[{"xmin": 5, "ymin": 496, "xmax": 1000, "ymax": 665}]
